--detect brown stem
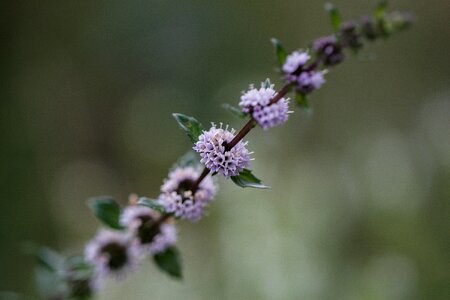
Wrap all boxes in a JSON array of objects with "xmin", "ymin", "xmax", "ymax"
[{"xmin": 191, "ymin": 167, "xmax": 210, "ymax": 193}]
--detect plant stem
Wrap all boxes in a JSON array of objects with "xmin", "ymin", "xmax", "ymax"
[{"xmin": 191, "ymin": 166, "xmax": 210, "ymax": 193}]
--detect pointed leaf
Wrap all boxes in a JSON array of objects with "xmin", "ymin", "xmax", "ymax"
[
  {"xmin": 231, "ymin": 168, "xmax": 270, "ymax": 189},
  {"xmin": 137, "ymin": 197, "xmax": 166, "ymax": 214},
  {"xmin": 172, "ymin": 150, "xmax": 200, "ymax": 169},
  {"xmin": 153, "ymin": 247, "xmax": 183, "ymax": 279},
  {"xmin": 222, "ymin": 103, "xmax": 246, "ymax": 119},
  {"xmin": 172, "ymin": 113, "xmax": 204, "ymax": 143},
  {"xmin": 295, "ymin": 92, "xmax": 313, "ymax": 113},
  {"xmin": 263, "ymin": 78, "xmax": 272, "ymax": 88},
  {"xmin": 271, "ymin": 38, "xmax": 287, "ymax": 66},
  {"xmin": 88, "ymin": 197, "xmax": 124, "ymax": 230},
  {"xmin": 325, "ymin": 3, "xmax": 342, "ymax": 32},
  {"xmin": 24, "ymin": 245, "xmax": 64, "ymax": 273}
]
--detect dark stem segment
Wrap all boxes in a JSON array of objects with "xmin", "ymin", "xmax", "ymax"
[
  {"xmin": 224, "ymin": 119, "xmax": 257, "ymax": 151},
  {"xmin": 191, "ymin": 166, "xmax": 210, "ymax": 193}
]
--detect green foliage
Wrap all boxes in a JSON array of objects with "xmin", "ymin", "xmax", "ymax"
[
  {"xmin": 231, "ymin": 168, "xmax": 269, "ymax": 189},
  {"xmin": 271, "ymin": 38, "xmax": 288, "ymax": 66},
  {"xmin": 295, "ymin": 92, "xmax": 312, "ymax": 113},
  {"xmin": 153, "ymin": 247, "xmax": 183, "ymax": 279},
  {"xmin": 137, "ymin": 197, "xmax": 166, "ymax": 214},
  {"xmin": 222, "ymin": 103, "xmax": 246, "ymax": 119},
  {"xmin": 325, "ymin": 3, "xmax": 342, "ymax": 32},
  {"xmin": 172, "ymin": 113, "xmax": 204, "ymax": 143},
  {"xmin": 88, "ymin": 197, "xmax": 124, "ymax": 230},
  {"xmin": 172, "ymin": 150, "xmax": 201, "ymax": 170}
]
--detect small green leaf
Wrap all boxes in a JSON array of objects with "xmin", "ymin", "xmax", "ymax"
[
  {"xmin": 222, "ymin": 103, "xmax": 246, "ymax": 119},
  {"xmin": 153, "ymin": 247, "xmax": 183, "ymax": 279},
  {"xmin": 172, "ymin": 113, "xmax": 204, "ymax": 143},
  {"xmin": 24, "ymin": 245, "xmax": 64, "ymax": 273},
  {"xmin": 137, "ymin": 197, "xmax": 166, "ymax": 214},
  {"xmin": 270, "ymin": 38, "xmax": 288, "ymax": 66},
  {"xmin": 374, "ymin": 0, "xmax": 388, "ymax": 20},
  {"xmin": 88, "ymin": 197, "xmax": 124, "ymax": 230},
  {"xmin": 263, "ymin": 78, "xmax": 272, "ymax": 88},
  {"xmin": 295, "ymin": 92, "xmax": 313, "ymax": 112},
  {"xmin": 173, "ymin": 150, "xmax": 200, "ymax": 169},
  {"xmin": 231, "ymin": 168, "xmax": 269, "ymax": 189},
  {"xmin": 325, "ymin": 3, "xmax": 342, "ymax": 32}
]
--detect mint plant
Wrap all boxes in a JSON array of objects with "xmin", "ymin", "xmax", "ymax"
[{"xmin": 29, "ymin": 2, "xmax": 412, "ymax": 299}]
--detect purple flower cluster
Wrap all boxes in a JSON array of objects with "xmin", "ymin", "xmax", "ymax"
[
  {"xmin": 121, "ymin": 205, "xmax": 177, "ymax": 254},
  {"xmin": 158, "ymin": 166, "xmax": 217, "ymax": 221},
  {"xmin": 296, "ymin": 70, "xmax": 327, "ymax": 95},
  {"xmin": 282, "ymin": 50, "xmax": 327, "ymax": 95},
  {"xmin": 193, "ymin": 124, "xmax": 251, "ymax": 177},
  {"xmin": 239, "ymin": 82, "xmax": 291, "ymax": 130},
  {"xmin": 313, "ymin": 36, "xmax": 344, "ymax": 66},
  {"xmin": 85, "ymin": 230, "xmax": 140, "ymax": 280}
]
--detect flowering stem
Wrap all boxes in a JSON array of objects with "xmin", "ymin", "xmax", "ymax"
[
  {"xmin": 191, "ymin": 167, "xmax": 210, "ymax": 193},
  {"xmin": 224, "ymin": 119, "xmax": 257, "ymax": 151}
]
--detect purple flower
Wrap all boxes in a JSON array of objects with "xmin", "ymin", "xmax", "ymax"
[
  {"xmin": 282, "ymin": 50, "xmax": 311, "ymax": 74},
  {"xmin": 313, "ymin": 35, "xmax": 344, "ymax": 66},
  {"xmin": 239, "ymin": 83, "xmax": 275, "ymax": 112},
  {"xmin": 339, "ymin": 22, "xmax": 363, "ymax": 50},
  {"xmin": 85, "ymin": 230, "xmax": 140, "ymax": 279},
  {"xmin": 193, "ymin": 124, "xmax": 251, "ymax": 178},
  {"xmin": 158, "ymin": 166, "xmax": 217, "ymax": 221},
  {"xmin": 295, "ymin": 70, "xmax": 327, "ymax": 94},
  {"xmin": 252, "ymin": 100, "xmax": 291, "ymax": 130},
  {"xmin": 158, "ymin": 192, "xmax": 205, "ymax": 221},
  {"xmin": 239, "ymin": 82, "xmax": 291, "ymax": 130},
  {"xmin": 161, "ymin": 166, "xmax": 216, "ymax": 203},
  {"xmin": 120, "ymin": 205, "xmax": 177, "ymax": 254}
]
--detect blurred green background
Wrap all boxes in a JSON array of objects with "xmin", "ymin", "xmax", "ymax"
[{"xmin": 1, "ymin": 0, "xmax": 449, "ymax": 299}]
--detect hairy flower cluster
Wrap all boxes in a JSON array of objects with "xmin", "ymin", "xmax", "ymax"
[
  {"xmin": 282, "ymin": 50, "xmax": 327, "ymax": 95},
  {"xmin": 239, "ymin": 82, "xmax": 291, "ymax": 130},
  {"xmin": 158, "ymin": 166, "xmax": 217, "ymax": 221},
  {"xmin": 121, "ymin": 205, "xmax": 177, "ymax": 254},
  {"xmin": 193, "ymin": 124, "xmax": 251, "ymax": 177},
  {"xmin": 85, "ymin": 230, "xmax": 140, "ymax": 279},
  {"xmin": 282, "ymin": 50, "xmax": 310, "ymax": 74},
  {"xmin": 313, "ymin": 35, "xmax": 344, "ymax": 66}
]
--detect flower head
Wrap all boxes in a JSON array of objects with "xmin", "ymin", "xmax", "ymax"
[
  {"xmin": 295, "ymin": 70, "xmax": 327, "ymax": 94},
  {"xmin": 239, "ymin": 82, "xmax": 291, "ymax": 130},
  {"xmin": 239, "ymin": 83, "xmax": 276, "ymax": 112},
  {"xmin": 339, "ymin": 22, "xmax": 363, "ymax": 50},
  {"xmin": 193, "ymin": 124, "xmax": 251, "ymax": 178},
  {"xmin": 157, "ymin": 166, "xmax": 217, "ymax": 221},
  {"xmin": 85, "ymin": 230, "xmax": 140, "ymax": 279},
  {"xmin": 120, "ymin": 205, "xmax": 177, "ymax": 254},
  {"xmin": 282, "ymin": 50, "xmax": 311, "ymax": 74},
  {"xmin": 161, "ymin": 166, "xmax": 216, "ymax": 202},
  {"xmin": 158, "ymin": 192, "xmax": 205, "ymax": 221},
  {"xmin": 313, "ymin": 36, "xmax": 344, "ymax": 66}
]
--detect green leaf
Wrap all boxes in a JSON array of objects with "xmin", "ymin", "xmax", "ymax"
[
  {"xmin": 24, "ymin": 245, "xmax": 64, "ymax": 273},
  {"xmin": 153, "ymin": 247, "xmax": 183, "ymax": 279},
  {"xmin": 324, "ymin": 3, "xmax": 342, "ymax": 32},
  {"xmin": 295, "ymin": 92, "xmax": 313, "ymax": 113},
  {"xmin": 173, "ymin": 150, "xmax": 200, "ymax": 169},
  {"xmin": 231, "ymin": 168, "xmax": 270, "ymax": 189},
  {"xmin": 262, "ymin": 78, "xmax": 272, "ymax": 88},
  {"xmin": 270, "ymin": 38, "xmax": 287, "ymax": 66},
  {"xmin": 137, "ymin": 197, "xmax": 166, "ymax": 214},
  {"xmin": 88, "ymin": 197, "xmax": 124, "ymax": 230},
  {"xmin": 222, "ymin": 103, "xmax": 246, "ymax": 119},
  {"xmin": 374, "ymin": 0, "xmax": 388, "ymax": 20},
  {"xmin": 172, "ymin": 113, "xmax": 204, "ymax": 143}
]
